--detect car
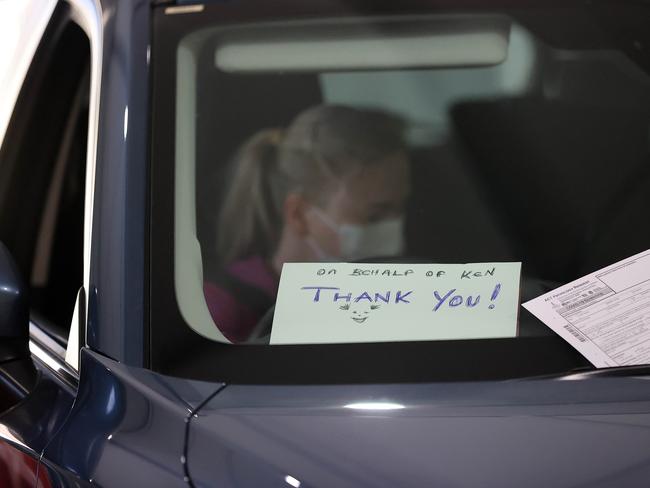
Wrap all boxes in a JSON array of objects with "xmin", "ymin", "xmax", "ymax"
[{"xmin": 1, "ymin": 0, "xmax": 650, "ymax": 486}]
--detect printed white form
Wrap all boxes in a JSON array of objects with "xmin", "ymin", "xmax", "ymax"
[{"xmin": 523, "ymin": 250, "xmax": 650, "ymax": 367}]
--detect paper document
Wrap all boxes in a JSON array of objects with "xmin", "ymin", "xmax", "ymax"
[
  {"xmin": 271, "ymin": 262, "xmax": 521, "ymax": 345},
  {"xmin": 523, "ymin": 250, "xmax": 650, "ymax": 367}
]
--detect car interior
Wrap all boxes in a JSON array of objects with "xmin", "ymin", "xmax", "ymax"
[{"xmin": 170, "ymin": 14, "xmax": 650, "ymax": 344}]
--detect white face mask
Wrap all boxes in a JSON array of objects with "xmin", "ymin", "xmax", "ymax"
[{"xmin": 307, "ymin": 207, "xmax": 405, "ymax": 261}]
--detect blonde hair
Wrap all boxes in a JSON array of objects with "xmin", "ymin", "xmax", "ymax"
[{"xmin": 217, "ymin": 104, "xmax": 406, "ymax": 263}]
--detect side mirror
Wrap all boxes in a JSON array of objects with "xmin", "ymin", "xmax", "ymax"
[{"xmin": 0, "ymin": 242, "xmax": 30, "ymax": 361}]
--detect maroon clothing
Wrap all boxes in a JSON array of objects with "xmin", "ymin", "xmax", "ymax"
[{"xmin": 203, "ymin": 256, "xmax": 279, "ymax": 343}]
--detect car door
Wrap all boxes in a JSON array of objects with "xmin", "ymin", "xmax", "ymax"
[
  {"xmin": 0, "ymin": 1, "xmax": 87, "ymax": 486},
  {"xmin": 0, "ymin": 1, "xmax": 218, "ymax": 486},
  {"xmin": 0, "ymin": 0, "xmax": 226, "ymax": 486}
]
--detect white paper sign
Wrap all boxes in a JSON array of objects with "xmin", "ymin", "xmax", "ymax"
[
  {"xmin": 270, "ymin": 262, "xmax": 522, "ymax": 345},
  {"xmin": 523, "ymin": 249, "xmax": 650, "ymax": 368}
]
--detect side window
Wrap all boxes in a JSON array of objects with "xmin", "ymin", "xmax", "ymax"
[{"xmin": 0, "ymin": 11, "xmax": 91, "ymax": 348}]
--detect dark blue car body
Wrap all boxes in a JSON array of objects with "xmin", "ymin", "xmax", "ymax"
[{"xmin": 0, "ymin": 0, "xmax": 650, "ymax": 486}]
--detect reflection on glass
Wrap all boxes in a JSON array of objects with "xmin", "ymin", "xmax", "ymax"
[
  {"xmin": 343, "ymin": 402, "xmax": 406, "ymax": 411},
  {"xmin": 284, "ymin": 474, "xmax": 301, "ymax": 487}
]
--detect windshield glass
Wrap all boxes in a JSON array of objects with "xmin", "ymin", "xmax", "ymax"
[{"xmin": 151, "ymin": 1, "xmax": 650, "ymax": 382}]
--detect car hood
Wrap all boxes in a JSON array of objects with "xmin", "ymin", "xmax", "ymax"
[{"xmin": 186, "ymin": 374, "xmax": 650, "ymax": 488}]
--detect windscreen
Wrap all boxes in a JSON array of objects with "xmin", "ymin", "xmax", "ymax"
[{"xmin": 150, "ymin": 1, "xmax": 650, "ymax": 382}]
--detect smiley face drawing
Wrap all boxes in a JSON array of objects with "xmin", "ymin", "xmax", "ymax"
[{"xmin": 339, "ymin": 303, "xmax": 381, "ymax": 324}]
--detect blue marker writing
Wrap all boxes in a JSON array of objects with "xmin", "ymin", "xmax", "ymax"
[
  {"xmin": 433, "ymin": 289, "xmax": 456, "ymax": 311},
  {"xmin": 301, "ymin": 286, "xmax": 340, "ymax": 302},
  {"xmin": 489, "ymin": 283, "xmax": 501, "ymax": 309}
]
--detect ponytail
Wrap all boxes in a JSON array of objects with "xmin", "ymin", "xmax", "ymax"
[
  {"xmin": 216, "ymin": 105, "xmax": 406, "ymax": 265},
  {"xmin": 217, "ymin": 129, "xmax": 284, "ymax": 263}
]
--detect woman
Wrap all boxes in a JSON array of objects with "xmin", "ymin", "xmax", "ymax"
[{"xmin": 205, "ymin": 104, "xmax": 411, "ymax": 342}]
